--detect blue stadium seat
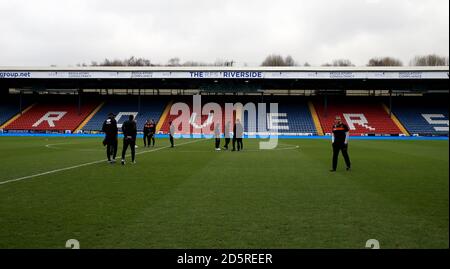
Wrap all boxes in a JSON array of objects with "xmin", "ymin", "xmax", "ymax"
[
  {"xmin": 0, "ymin": 101, "xmax": 21, "ymax": 126},
  {"xmin": 242, "ymin": 100, "xmax": 317, "ymax": 135},
  {"xmin": 392, "ymin": 103, "xmax": 449, "ymax": 136},
  {"xmin": 82, "ymin": 97, "xmax": 166, "ymax": 132},
  {"xmin": 278, "ymin": 102, "xmax": 317, "ymax": 135}
]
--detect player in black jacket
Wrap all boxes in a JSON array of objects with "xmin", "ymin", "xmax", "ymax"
[
  {"xmin": 232, "ymin": 119, "xmax": 244, "ymax": 151},
  {"xmin": 143, "ymin": 120, "xmax": 151, "ymax": 147},
  {"xmin": 121, "ymin": 115, "xmax": 137, "ymax": 165},
  {"xmin": 148, "ymin": 119, "xmax": 156, "ymax": 147},
  {"xmin": 101, "ymin": 113, "xmax": 118, "ymax": 163},
  {"xmin": 330, "ymin": 116, "xmax": 351, "ymax": 172},
  {"xmin": 223, "ymin": 121, "xmax": 231, "ymax": 150}
]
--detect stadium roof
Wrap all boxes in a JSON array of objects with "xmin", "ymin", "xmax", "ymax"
[
  {"xmin": 1, "ymin": 66, "xmax": 448, "ymax": 92},
  {"xmin": 1, "ymin": 65, "xmax": 448, "ymax": 71}
]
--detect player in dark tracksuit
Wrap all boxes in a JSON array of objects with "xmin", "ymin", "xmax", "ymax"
[
  {"xmin": 143, "ymin": 120, "xmax": 151, "ymax": 147},
  {"xmin": 102, "ymin": 113, "xmax": 118, "ymax": 163},
  {"xmin": 223, "ymin": 121, "xmax": 231, "ymax": 150},
  {"xmin": 169, "ymin": 121, "xmax": 175, "ymax": 148},
  {"xmin": 148, "ymin": 119, "xmax": 156, "ymax": 147},
  {"xmin": 330, "ymin": 116, "xmax": 351, "ymax": 172},
  {"xmin": 121, "ymin": 115, "xmax": 137, "ymax": 165},
  {"xmin": 214, "ymin": 123, "xmax": 221, "ymax": 151},
  {"xmin": 232, "ymin": 119, "xmax": 244, "ymax": 151}
]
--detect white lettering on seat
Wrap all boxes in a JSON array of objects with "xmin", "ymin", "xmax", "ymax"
[
  {"xmin": 422, "ymin": 114, "xmax": 449, "ymax": 131},
  {"xmin": 343, "ymin": 113, "xmax": 375, "ymax": 131},
  {"xmin": 115, "ymin": 112, "xmax": 138, "ymax": 128},
  {"xmin": 32, "ymin": 111, "xmax": 67, "ymax": 127}
]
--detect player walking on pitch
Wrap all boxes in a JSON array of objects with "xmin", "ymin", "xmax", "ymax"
[
  {"xmin": 121, "ymin": 115, "xmax": 137, "ymax": 165},
  {"xmin": 330, "ymin": 116, "xmax": 351, "ymax": 172},
  {"xmin": 214, "ymin": 123, "xmax": 221, "ymax": 151},
  {"xmin": 143, "ymin": 119, "xmax": 151, "ymax": 147},
  {"xmin": 148, "ymin": 119, "xmax": 156, "ymax": 147},
  {"xmin": 169, "ymin": 121, "xmax": 175, "ymax": 148},
  {"xmin": 232, "ymin": 119, "xmax": 244, "ymax": 151},
  {"xmin": 102, "ymin": 113, "xmax": 118, "ymax": 163},
  {"xmin": 223, "ymin": 121, "xmax": 231, "ymax": 150}
]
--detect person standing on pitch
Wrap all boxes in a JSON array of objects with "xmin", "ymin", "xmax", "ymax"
[
  {"xmin": 148, "ymin": 119, "xmax": 156, "ymax": 147},
  {"xmin": 232, "ymin": 119, "xmax": 244, "ymax": 151},
  {"xmin": 143, "ymin": 119, "xmax": 151, "ymax": 147},
  {"xmin": 214, "ymin": 123, "xmax": 221, "ymax": 151},
  {"xmin": 223, "ymin": 121, "xmax": 231, "ymax": 150},
  {"xmin": 236, "ymin": 119, "xmax": 244, "ymax": 151},
  {"xmin": 169, "ymin": 121, "xmax": 175, "ymax": 148},
  {"xmin": 102, "ymin": 113, "xmax": 118, "ymax": 163},
  {"xmin": 330, "ymin": 115, "xmax": 351, "ymax": 172},
  {"xmin": 121, "ymin": 115, "xmax": 137, "ymax": 165}
]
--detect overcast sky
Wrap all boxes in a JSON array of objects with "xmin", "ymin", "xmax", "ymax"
[{"xmin": 0, "ymin": 0, "xmax": 448, "ymax": 67}]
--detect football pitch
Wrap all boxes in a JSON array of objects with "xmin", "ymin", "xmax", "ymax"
[{"xmin": 0, "ymin": 136, "xmax": 448, "ymax": 249}]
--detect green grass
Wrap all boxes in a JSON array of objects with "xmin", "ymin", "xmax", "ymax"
[{"xmin": 0, "ymin": 136, "xmax": 448, "ymax": 249}]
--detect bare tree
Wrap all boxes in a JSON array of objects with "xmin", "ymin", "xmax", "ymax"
[
  {"xmin": 410, "ymin": 54, "xmax": 449, "ymax": 66},
  {"xmin": 367, "ymin": 57, "xmax": 403, "ymax": 66},
  {"xmin": 125, "ymin": 56, "xmax": 152, "ymax": 66},
  {"xmin": 213, "ymin": 59, "xmax": 225, "ymax": 66},
  {"xmin": 261, "ymin": 54, "xmax": 286, "ymax": 66},
  {"xmin": 322, "ymin": 59, "xmax": 354, "ymax": 67},
  {"xmin": 224, "ymin": 60, "xmax": 235, "ymax": 67},
  {"xmin": 182, "ymin": 61, "xmax": 209, "ymax": 66},
  {"xmin": 284, "ymin": 55, "xmax": 296, "ymax": 66},
  {"xmin": 91, "ymin": 56, "xmax": 153, "ymax": 66},
  {"xmin": 168, "ymin": 57, "xmax": 180, "ymax": 66}
]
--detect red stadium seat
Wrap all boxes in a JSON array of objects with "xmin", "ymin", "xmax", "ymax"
[
  {"xmin": 160, "ymin": 102, "xmax": 230, "ymax": 135},
  {"xmin": 4, "ymin": 102, "xmax": 98, "ymax": 132},
  {"xmin": 314, "ymin": 100, "xmax": 401, "ymax": 136}
]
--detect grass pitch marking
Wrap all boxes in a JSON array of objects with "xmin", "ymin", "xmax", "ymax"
[
  {"xmin": 45, "ymin": 142, "xmax": 104, "ymax": 152},
  {"xmin": 0, "ymin": 139, "xmax": 205, "ymax": 186},
  {"xmin": 172, "ymin": 144, "xmax": 300, "ymax": 153},
  {"xmin": 45, "ymin": 142, "xmax": 299, "ymax": 153}
]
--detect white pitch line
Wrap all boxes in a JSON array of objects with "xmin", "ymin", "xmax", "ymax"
[
  {"xmin": 45, "ymin": 142, "xmax": 72, "ymax": 148},
  {"xmin": 168, "ymin": 145, "xmax": 300, "ymax": 153},
  {"xmin": 46, "ymin": 142, "xmax": 104, "ymax": 152},
  {"xmin": 0, "ymin": 139, "xmax": 205, "ymax": 186}
]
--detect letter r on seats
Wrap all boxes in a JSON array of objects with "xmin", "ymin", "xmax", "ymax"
[{"xmin": 32, "ymin": 111, "xmax": 67, "ymax": 127}]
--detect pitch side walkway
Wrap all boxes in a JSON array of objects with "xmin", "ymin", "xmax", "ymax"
[{"xmin": 0, "ymin": 133, "xmax": 447, "ymax": 140}]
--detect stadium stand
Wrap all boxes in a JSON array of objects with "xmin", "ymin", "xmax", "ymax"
[
  {"xmin": 0, "ymin": 104, "xmax": 20, "ymax": 127},
  {"xmin": 82, "ymin": 97, "xmax": 166, "ymax": 132},
  {"xmin": 243, "ymin": 100, "xmax": 317, "ymax": 135},
  {"xmin": 159, "ymin": 97, "xmax": 317, "ymax": 135},
  {"xmin": 314, "ymin": 98, "xmax": 402, "ymax": 136},
  {"xmin": 278, "ymin": 100, "xmax": 317, "ymax": 135},
  {"xmin": 0, "ymin": 96, "xmax": 31, "ymax": 127},
  {"xmin": 391, "ymin": 98, "xmax": 449, "ymax": 136},
  {"xmin": 159, "ymin": 98, "xmax": 221, "ymax": 135},
  {"xmin": 1, "ymin": 94, "xmax": 448, "ymax": 137},
  {"xmin": 4, "ymin": 100, "xmax": 99, "ymax": 132}
]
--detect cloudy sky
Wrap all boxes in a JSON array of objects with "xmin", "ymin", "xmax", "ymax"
[{"xmin": 0, "ymin": 0, "xmax": 448, "ymax": 66}]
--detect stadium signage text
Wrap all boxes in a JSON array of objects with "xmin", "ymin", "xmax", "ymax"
[
  {"xmin": 1, "ymin": 70, "xmax": 447, "ymax": 79},
  {"xmin": 330, "ymin": 72, "xmax": 355, "ymax": 78},
  {"xmin": 0, "ymin": 71, "xmax": 31, "ymax": 78},
  {"xmin": 190, "ymin": 71, "xmax": 263, "ymax": 78}
]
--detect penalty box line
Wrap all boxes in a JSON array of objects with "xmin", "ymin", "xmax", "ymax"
[{"xmin": 0, "ymin": 139, "xmax": 205, "ymax": 186}]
